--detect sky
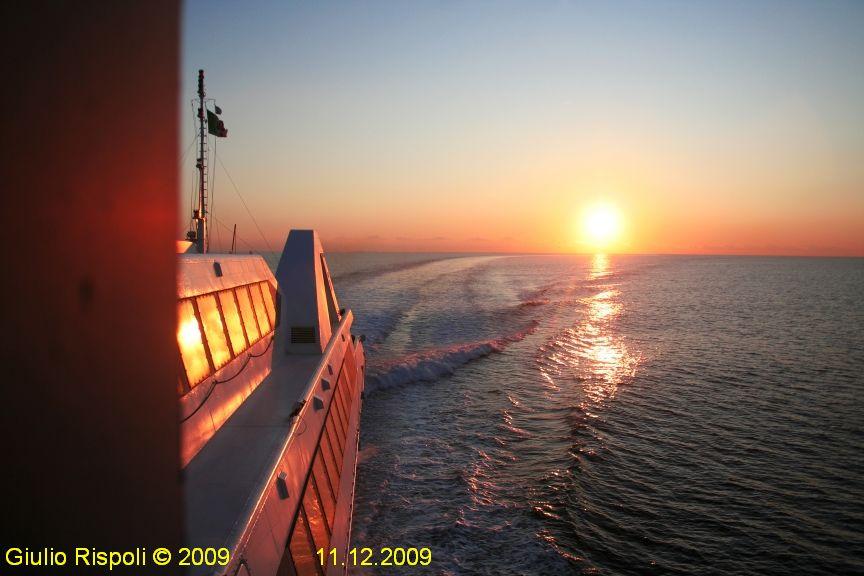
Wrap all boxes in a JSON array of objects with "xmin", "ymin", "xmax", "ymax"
[{"xmin": 181, "ymin": 0, "xmax": 864, "ymax": 255}]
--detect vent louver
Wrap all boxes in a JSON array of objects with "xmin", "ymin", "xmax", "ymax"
[{"xmin": 290, "ymin": 326, "xmax": 315, "ymax": 344}]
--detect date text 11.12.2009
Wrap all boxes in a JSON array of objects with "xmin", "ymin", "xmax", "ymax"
[{"xmin": 317, "ymin": 547, "xmax": 432, "ymax": 568}]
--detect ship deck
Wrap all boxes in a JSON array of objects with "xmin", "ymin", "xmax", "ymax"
[{"xmin": 184, "ymin": 351, "xmax": 321, "ymax": 551}]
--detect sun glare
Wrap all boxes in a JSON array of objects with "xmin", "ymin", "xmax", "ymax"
[{"xmin": 582, "ymin": 203, "xmax": 622, "ymax": 250}]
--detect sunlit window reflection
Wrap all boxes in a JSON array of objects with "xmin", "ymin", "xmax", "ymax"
[
  {"xmin": 197, "ymin": 294, "xmax": 231, "ymax": 370},
  {"xmin": 218, "ymin": 290, "xmax": 247, "ymax": 355},
  {"xmin": 250, "ymin": 283, "xmax": 271, "ymax": 334},
  {"xmin": 177, "ymin": 300, "xmax": 210, "ymax": 387},
  {"xmin": 260, "ymin": 282, "xmax": 277, "ymax": 326},
  {"xmin": 236, "ymin": 286, "xmax": 260, "ymax": 343}
]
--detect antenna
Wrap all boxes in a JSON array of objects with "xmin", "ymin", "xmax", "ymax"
[
  {"xmin": 231, "ymin": 224, "xmax": 237, "ymax": 254},
  {"xmin": 194, "ymin": 69, "xmax": 208, "ymax": 254}
]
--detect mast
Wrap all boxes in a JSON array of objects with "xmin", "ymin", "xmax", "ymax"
[{"xmin": 194, "ymin": 69, "xmax": 208, "ymax": 254}]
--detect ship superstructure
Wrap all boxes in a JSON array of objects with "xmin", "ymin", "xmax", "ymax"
[{"xmin": 176, "ymin": 70, "xmax": 364, "ymax": 576}]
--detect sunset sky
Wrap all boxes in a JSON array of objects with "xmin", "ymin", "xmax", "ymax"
[{"xmin": 181, "ymin": 1, "xmax": 864, "ymax": 256}]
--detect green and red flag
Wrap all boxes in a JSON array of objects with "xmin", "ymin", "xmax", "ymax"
[{"xmin": 207, "ymin": 109, "xmax": 228, "ymax": 138}]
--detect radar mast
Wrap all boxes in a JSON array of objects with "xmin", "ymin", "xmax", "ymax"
[{"xmin": 193, "ymin": 69, "xmax": 208, "ymax": 254}]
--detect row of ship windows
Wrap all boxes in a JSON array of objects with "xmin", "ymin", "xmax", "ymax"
[
  {"xmin": 177, "ymin": 281, "xmax": 277, "ymax": 393},
  {"xmin": 278, "ymin": 359, "xmax": 359, "ymax": 576}
]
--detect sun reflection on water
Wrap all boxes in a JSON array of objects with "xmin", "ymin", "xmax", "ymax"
[
  {"xmin": 589, "ymin": 253, "xmax": 610, "ymax": 280},
  {"xmin": 536, "ymin": 253, "xmax": 640, "ymax": 406}
]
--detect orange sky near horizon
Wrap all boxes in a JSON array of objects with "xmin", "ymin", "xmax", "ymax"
[
  {"xmin": 198, "ymin": 142, "xmax": 863, "ymax": 256},
  {"xmin": 182, "ymin": 2, "xmax": 864, "ymax": 257}
]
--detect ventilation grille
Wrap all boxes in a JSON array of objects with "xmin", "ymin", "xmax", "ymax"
[{"xmin": 290, "ymin": 326, "xmax": 315, "ymax": 344}]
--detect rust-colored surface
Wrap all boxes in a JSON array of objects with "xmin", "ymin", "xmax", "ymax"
[{"xmin": 0, "ymin": 1, "xmax": 182, "ymax": 561}]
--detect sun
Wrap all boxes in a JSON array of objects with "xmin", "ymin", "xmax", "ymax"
[{"xmin": 582, "ymin": 203, "xmax": 622, "ymax": 249}]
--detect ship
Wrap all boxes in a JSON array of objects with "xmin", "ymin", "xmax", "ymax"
[{"xmin": 176, "ymin": 70, "xmax": 365, "ymax": 576}]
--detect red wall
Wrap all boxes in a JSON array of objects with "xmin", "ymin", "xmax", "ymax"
[{"xmin": 0, "ymin": 1, "xmax": 182, "ymax": 562}]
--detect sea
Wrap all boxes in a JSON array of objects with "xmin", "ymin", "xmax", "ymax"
[{"xmin": 320, "ymin": 253, "xmax": 863, "ymax": 575}]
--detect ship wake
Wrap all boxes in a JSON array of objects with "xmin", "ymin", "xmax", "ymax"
[{"xmin": 366, "ymin": 321, "xmax": 538, "ymax": 394}]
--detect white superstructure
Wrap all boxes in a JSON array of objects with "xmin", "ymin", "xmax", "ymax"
[
  {"xmin": 178, "ymin": 232, "xmax": 365, "ymax": 576},
  {"xmin": 176, "ymin": 70, "xmax": 365, "ymax": 576}
]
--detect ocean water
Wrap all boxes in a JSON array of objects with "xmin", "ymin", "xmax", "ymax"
[{"xmin": 323, "ymin": 253, "xmax": 864, "ymax": 575}]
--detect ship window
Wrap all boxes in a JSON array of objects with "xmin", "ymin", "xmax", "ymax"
[
  {"xmin": 337, "ymin": 376, "xmax": 351, "ymax": 418},
  {"xmin": 344, "ymin": 381, "xmax": 354, "ymax": 412},
  {"xmin": 178, "ymin": 357, "xmax": 192, "ymax": 395},
  {"xmin": 327, "ymin": 410, "xmax": 345, "ymax": 462},
  {"xmin": 320, "ymin": 429, "xmax": 340, "ymax": 487},
  {"xmin": 343, "ymin": 381, "xmax": 354, "ymax": 417},
  {"xmin": 177, "ymin": 300, "xmax": 210, "ymax": 387},
  {"xmin": 304, "ymin": 476, "xmax": 331, "ymax": 550},
  {"xmin": 276, "ymin": 547, "xmax": 298, "ymax": 576},
  {"xmin": 339, "ymin": 391, "xmax": 351, "ymax": 435},
  {"xmin": 260, "ymin": 281, "xmax": 277, "ymax": 326},
  {"xmin": 331, "ymin": 392, "xmax": 347, "ymax": 438},
  {"xmin": 288, "ymin": 509, "xmax": 321, "ymax": 576},
  {"xmin": 340, "ymin": 390, "xmax": 352, "ymax": 432},
  {"xmin": 313, "ymin": 450, "xmax": 336, "ymax": 527},
  {"xmin": 196, "ymin": 293, "xmax": 231, "ymax": 370},
  {"xmin": 250, "ymin": 282, "xmax": 271, "ymax": 334},
  {"xmin": 342, "ymin": 354, "xmax": 356, "ymax": 394},
  {"xmin": 334, "ymin": 403, "xmax": 348, "ymax": 451},
  {"xmin": 218, "ymin": 290, "xmax": 247, "ymax": 356},
  {"xmin": 342, "ymin": 384, "xmax": 351, "ymax": 430},
  {"xmin": 320, "ymin": 254, "xmax": 340, "ymax": 324},
  {"xmin": 334, "ymin": 380, "xmax": 346, "ymax": 417},
  {"xmin": 236, "ymin": 285, "xmax": 260, "ymax": 343},
  {"xmin": 324, "ymin": 419, "xmax": 343, "ymax": 473}
]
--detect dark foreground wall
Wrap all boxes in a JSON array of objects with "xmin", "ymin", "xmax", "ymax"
[{"xmin": 0, "ymin": 1, "xmax": 181, "ymax": 570}]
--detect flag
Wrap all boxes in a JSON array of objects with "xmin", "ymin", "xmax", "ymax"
[{"xmin": 207, "ymin": 109, "xmax": 228, "ymax": 137}]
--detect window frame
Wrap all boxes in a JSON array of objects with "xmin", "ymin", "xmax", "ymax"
[
  {"xmin": 195, "ymin": 292, "xmax": 232, "ymax": 371},
  {"xmin": 320, "ymin": 427, "xmax": 341, "ymax": 486},
  {"xmin": 235, "ymin": 284, "xmax": 261, "ymax": 344},
  {"xmin": 177, "ymin": 299, "xmax": 212, "ymax": 389},
  {"xmin": 217, "ymin": 288, "xmax": 247, "ymax": 357},
  {"xmin": 260, "ymin": 281, "xmax": 277, "ymax": 327},
  {"xmin": 178, "ymin": 281, "xmax": 277, "ymax": 398},
  {"xmin": 303, "ymin": 473, "xmax": 331, "ymax": 549},
  {"xmin": 325, "ymin": 413, "xmax": 344, "ymax": 462},
  {"xmin": 312, "ymin": 449, "xmax": 336, "ymax": 528},
  {"xmin": 287, "ymin": 508, "xmax": 323, "ymax": 576},
  {"xmin": 249, "ymin": 281, "xmax": 271, "ymax": 334}
]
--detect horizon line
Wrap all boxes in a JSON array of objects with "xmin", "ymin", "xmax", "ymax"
[{"xmin": 244, "ymin": 247, "xmax": 864, "ymax": 259}]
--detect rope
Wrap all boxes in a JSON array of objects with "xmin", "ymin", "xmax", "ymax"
[
  {"xmin": 180, "ymin": 335, "xmax": 274, "ymax": 423},
  {"xmin": 179, "ymin": 137, "xmax": 196, "ymax": 167},
  {"xmin": 215, "ymin": 213, "xmax": 223, "ymax": 252},
  {"xmin": 180, "ymin": 134, "xmax": 197, "ymax": 236},
  {"xmin": 189, "ymin": 100, "xmax": 199, "ymax": 223},
  {"xmin": 215, "ymin": 152, "xmax": 275, "ymax": 253},
  {"xmin": 209, "ymin": 131, "xmax": 217, "ymax": 251}
]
